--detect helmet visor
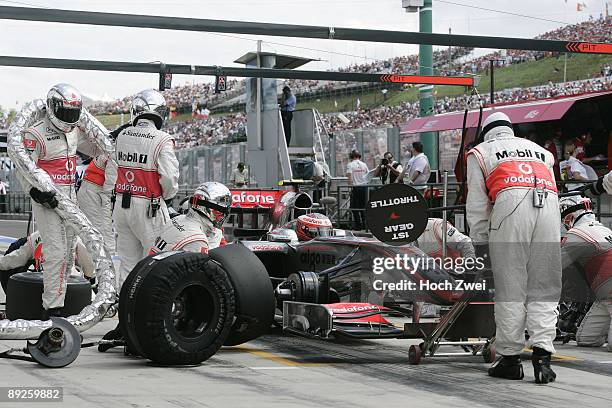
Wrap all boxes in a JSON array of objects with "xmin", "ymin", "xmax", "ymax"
[
  {"xmin": 50, "ymin": 98, "xmax": 81, "ymax": 124},
  {"xmin": 303, "ymin": 226, "xmax": 332, "ymax": 238}
]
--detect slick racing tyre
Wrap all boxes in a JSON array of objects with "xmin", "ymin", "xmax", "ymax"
[
  {"xmin": 209, "ymin": 243, "xmax": 275, "ymax": 346},
  {"xmin": 119, "ymin": 251, "xmax": 236, "ymax": 365},
  {"xmin": 6, "ymin": 272, "xmax": 91, "ymax": 320}
]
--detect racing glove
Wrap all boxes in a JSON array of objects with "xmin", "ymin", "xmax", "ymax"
[
  {"xmin": 580, "ymin": 176, "xmax": 605, "ymax": 198},
  {"xmin": 29, "ymin": 187, "xmax": 58, "ymax": 209}
]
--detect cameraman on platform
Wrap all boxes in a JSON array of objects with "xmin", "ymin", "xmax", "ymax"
[{"xmin": 372, "ymin": 152, "xmax": 403, "ymax": 184}]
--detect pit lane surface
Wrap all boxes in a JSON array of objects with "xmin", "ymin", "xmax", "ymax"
[{"xmin": 1, "ymin": 220, "xmax": 612, "ymax": 407}]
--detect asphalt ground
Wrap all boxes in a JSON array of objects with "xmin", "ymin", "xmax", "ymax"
[{"xmin": 1, "ymin": 220, "xmax": 612, "ymax": 408}]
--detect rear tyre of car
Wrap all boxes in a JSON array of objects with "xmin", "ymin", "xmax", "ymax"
[
  {"xmin": 119, "ymin": 252, "xmax": 235, "ymax": 365},
  {"xmin": 209, "ymin": 243, "xmax": 275, "ymax": 347}
]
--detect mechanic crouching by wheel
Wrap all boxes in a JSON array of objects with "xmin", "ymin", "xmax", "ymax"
[
  {"xmin": 466, "ymin": 112, "xmax": 561, "ymax": 384},
  {"xmin": 414, "ymin": 218, "xmax": 476, "ymax": 318},
  {"xmin": 149, "ymin": 182, "xmax": 232, "ymax": 254},
  {"xmin": 560, "ymin": 196, "xmax": 612, "ymax": 351},
  {"xmin": 106, "ymin": 89, "xmax": 179, "ymax": 290}
]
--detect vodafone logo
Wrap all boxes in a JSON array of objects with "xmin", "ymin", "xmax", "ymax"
[
  {"xmin": 231, "ymin": 191, "xmax": 275, "ymax": 206},
  {"xmin": 518, "ymin": 163, "xmax": 533, "ymax": 175},
  {"xmin": 125, "ymin": 170, "xmax": 135, "ymax": 183},
  {"xmin": 65, "ymin": 160, "xmax": 75, "ymax": 172}
]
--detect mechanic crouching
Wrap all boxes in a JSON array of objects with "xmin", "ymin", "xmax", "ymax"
[
  {"xmin": 149, "ymin": 182, "xmax": 232, "ymax": 254},
  {"xmin": 560, "ymin": 196, "xmax": 612, "ymax": 351},
  {"xmin": 414, "ymin": 218, "xmax": 476, "ymax": 318},
  {"xmin": 466, "ymin": 112, "xmax": 561, "ymax": 384}
]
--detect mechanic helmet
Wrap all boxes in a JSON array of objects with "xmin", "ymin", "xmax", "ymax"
[
  {"xmin": 480, "ymin": 112, "xmax": 513, "ymax": 142},
  {"xmin": 190, "ymin": 182, "xmax": 232, "ymax": 228},
  {"xmin": 296, "ymin": 213, "xmax": 333, "ymax": 241},
  {"xmin": 130, "ymin": 89, "xmax": 168, "ymax": 130},
  {"xmin": 559, "ymin": 195, "xmax": 593, "ymax": 230},
  {"xmin": 46, "ymin": 84, "xmax": 83, "ymax": 133}
]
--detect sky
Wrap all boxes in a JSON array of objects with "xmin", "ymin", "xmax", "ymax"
[{"xmin": 0, "ymin": 0, "xmax": 608, "ymax": 108}]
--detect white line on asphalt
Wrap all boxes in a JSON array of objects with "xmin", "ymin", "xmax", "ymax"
[
  {"xmin": 249, "ymin": 366, "xmax": 300, "ymax": 370},
  {"xmin": 598, "ymin": 361, "xmax": 612, "ymax": 364}
]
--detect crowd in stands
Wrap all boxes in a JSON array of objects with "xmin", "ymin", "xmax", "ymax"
[
  {"xmin": 2, "ymin": 16, "xmax": 611, "ymax": 150},
  {"xmin": 170, "ymin": 73, "xmax": 612, "ymax": 148},
  {"xmin": 87, "ymin": 79, "xmax": 243, "ymax": 115}
]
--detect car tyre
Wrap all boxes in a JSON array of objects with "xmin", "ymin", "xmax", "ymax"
[
  {"xmin": 209, "ymin": 243, "xmax": 275, "ymax": 346},
  {"xmin": 119, "ymin": 251, "xmax": 235, "ymax": 365}
]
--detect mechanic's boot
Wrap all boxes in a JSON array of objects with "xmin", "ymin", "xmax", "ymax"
[
  {"xmin": 41, "ymin": 307, "xmax": 64, "ymax": 320},
  {"xmin": 488, "ymin": 355, "xmax": 524, "ymax": 380},
  {"xmin": 98, "ymin": 323, "xmax": 123, "ymax": 352},
  {"xmin": 532, "ymin": 347, "xmax": 556, "ymax": 384}
]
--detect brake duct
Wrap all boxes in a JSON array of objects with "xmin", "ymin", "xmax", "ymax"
[{"xmin": 1, "ymin": 99, "xmax": 117, "ymax": 340}]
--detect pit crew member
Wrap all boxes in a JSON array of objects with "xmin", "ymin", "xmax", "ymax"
[
  {"xmin": 560, "ymin": 196, "xmax": 612, "ymax": 351},
  {"xmin": 77, "ymin": 124, "xmax": 128, "ymax": 255},
  {"xmin": 149, "ymin": 182, "xmax": 232, "ymax": 254},
  {"xmin": 13, "ymin": 84, "xmax": 110, "ymax": 317},
  {"xmin": 415, "ymin": 218, "xmax": 475, "ymax": 259},
  {"xmin": 584, "ymin": 170, "xmax": 612, "ymax": 196},
  {"xmin": 466, "ymin": 112, "xmax": 561, "ymax": 383},
  {"xmin": 0, "ymin": 231, "xmax": 95, "ymax": 295},
  {"xmin": 106, "ymin": 90, "xmax": 179, "ymax": 289}
]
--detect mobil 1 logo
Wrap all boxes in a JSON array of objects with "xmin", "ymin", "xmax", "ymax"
[{"xmin": 366, "ymin": 184, "xmax": 428, "ymax": 246}]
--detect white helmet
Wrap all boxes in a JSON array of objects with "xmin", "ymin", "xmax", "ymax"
[
  {"xmin": 46, "ymin": 83, "xmax": 82, "ymax": 133},
  {"xmin": 480, "ymin": 111, "xmax": 513, "ymax": 142},
  {"xmin": 130, "ymin": 89, "xmax": 168, "ymax": 130},
  {"xmin": 190, "ymin": 182, "xmax": 232, "ymax": 228},
  {"xmin": 559, "ymin": 195, "xmax": 593, "ymax": 230}
]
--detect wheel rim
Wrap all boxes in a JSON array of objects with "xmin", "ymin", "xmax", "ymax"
[{"xmin": 169, "ymin": 282, "xmax": 217, "ymax": 341}]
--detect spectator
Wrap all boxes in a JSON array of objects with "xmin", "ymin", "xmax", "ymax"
[
  {"xmin": 311, "ymin": 161, "xmax": 328, "ymax": 203},
  {"xmin": 280, "ymin": 86, "xmax": 296, "ymax": 146},
  {"xmin": 401, "ymin": 142, "xmax": 431, "ymax": 190},
  {"xmin": 563, "ymin": 141, "xmax": 590, "ymax": 190},
  {"xmin": 230, "ymin": 162, "xmax": 249, "ymax": 187},
  {"xmin": 346, "ymin": 149, "xmax": 369, "ymax": 230},
  {"xmin": 372, "ymin": 152, "xmax": 403, "ymax": 184}
]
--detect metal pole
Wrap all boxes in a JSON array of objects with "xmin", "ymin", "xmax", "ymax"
[
  {"xmin": 418, "ymin": 0, "xmax": 438, "ymax": 169},
  {"xmin": 563, "ymin": 52, "xmax": 568, "ymax": 83},
  {"xmin": 489, "ymin": 59, "xmax": 494, "ymax": 104},
  {"xmin": 441, "ymin": 170, "xmax": 448, "ymax": 259},
  {"xmin": 256, "ymin": 40, "xmax": 262, "ymax": 150}
]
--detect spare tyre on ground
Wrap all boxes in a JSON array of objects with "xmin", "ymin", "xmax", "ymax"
[{"xmin": 119, "ymin": 251, "xmax": 236, "ymax": 365}]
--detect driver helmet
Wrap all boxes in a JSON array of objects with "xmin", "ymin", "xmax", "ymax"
[
  {"xmin": 559, "ymin": 195, "xmax": 593, "ymax": 230},
  {"xmin": 190, "ymin": 182, "xmax": 232, "ymax": 228},
  {"xmin": 296, "ymin": 213, "xmax": 333, "ymax": 241},
  {"xmin": 46, "ymin": 84, "xmax": 83, "ymax": 133},
  {"xmin": 130, "ymin": 89, "xmax": 169, "ymax": 130}
]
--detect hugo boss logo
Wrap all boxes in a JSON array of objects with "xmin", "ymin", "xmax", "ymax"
[{"xmin": 366, "ymin": 184, "xmax": 428, "ymax": 246}]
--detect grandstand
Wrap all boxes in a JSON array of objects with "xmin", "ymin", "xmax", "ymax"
[{"xmin": 2, "ymin": 17, "xmax": 612, "ymax": 150}]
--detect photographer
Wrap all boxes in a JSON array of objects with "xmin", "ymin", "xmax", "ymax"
[{"xmin": 372, "ymin": 152, "xmax": 403, "ymax": 184}]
